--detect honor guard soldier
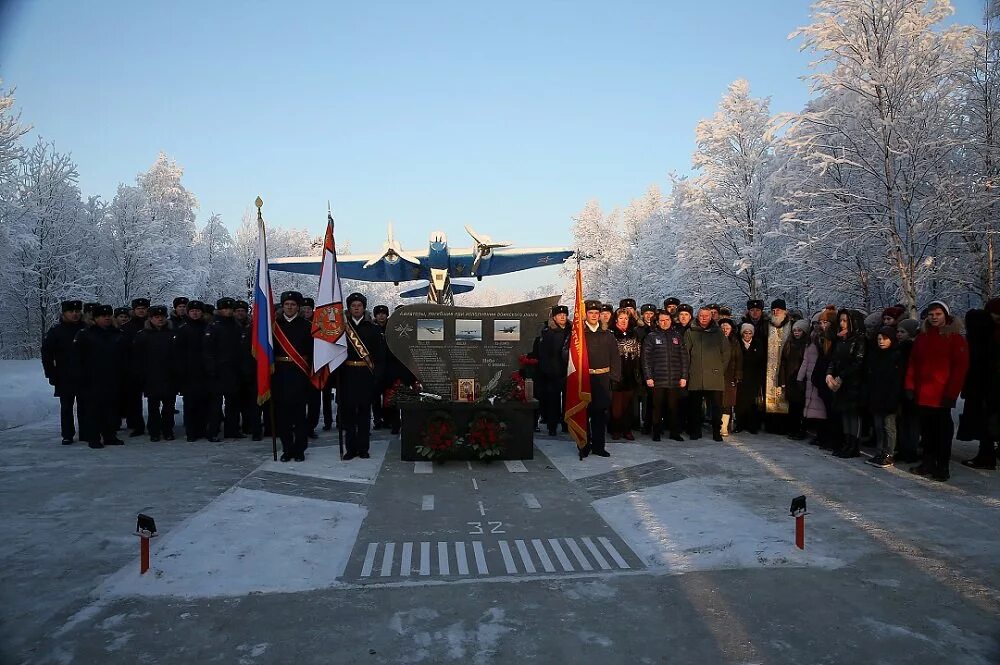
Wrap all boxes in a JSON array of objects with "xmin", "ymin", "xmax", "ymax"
[
  {"xmin": 204, "ymin": 297, "xmax": 246, "ymax": 441},
  {"xmin": 300, "ymin": 297, "xmax": 321, "ymax": 438},
  {"xmin": 234, "ymin": 300, "xmax": 250, "ymax": 327},
  {"xmin": 73, "ymin": 305, "xmax": 128, "ymax": 448},
  {"xmin": 170, "ymin": 297, "xmax": 189, "ymax": 328},
  {"xmin": 114, "ymin": 307, "xmax": 131, "ymax": 328},
  {"xmin": 371, "ymin": 304, "xmax": 391, "ymax": 429},
  {"xmin": 539, "ymin": 304, "xmax": 571, "ymax": 436},
  {"xmin": 338, "ymin": 293, "xmax": 385, "ymax": 460},
  {"xmin": 132, "ymin": 305, "xmax": 179, "ymax": 441},
  {"xmin": 42, "ymin": 300, "xmax": 85, "ymax": 444},
  {"xmin": 581, "ymin": 299, "xmax": 621, "ymax": 457},
  {"xmin": 175, "ymin": 300, "xmax": 210, "ymax": 441},
  {"xmin": 121, "ymin": 297, "xmax": 150, "ymax": 436},
  {"xmin": 273, "ymin": 291, "xmax": 313, "ymax": 462}
]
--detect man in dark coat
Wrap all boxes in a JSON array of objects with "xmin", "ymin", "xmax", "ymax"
[
  {"xmin": 170, "ymin": 297, "xmax": 189, "ymax": 328},
  {"xmin": 962, "ymin": 298, "xmax": 1000, "ymax": 470},
  {"xmin": 73, "ymin": 305, "xmax": 128, "ymax": 448},
  {"xmin": 642, "ymin": 310, "xmax": 688, "ymax": 441},
  {"xmin": 204, "ymin": 297, "xmax": 246, "ymax": 441},
  {"xmin": 735, "ymin": 322, "xmax": 767, "ymax": 434},
  {"xmin": 41, "ymin": 300, "xmax": 86, "ymax": 444},
  {"xmin": 581, "ymin": 299, "xmax": 621, "ymax": 458},
  {"xmin": 370, "ymin": 304, "xmax": 391, "ymax": 430},
  {"xmin": 120, "ymin": 297, "xmax": 150, "ymax": 436},
  {"xmin": 685, "ymin": 307, "xmax": 731, "ymax": 441},
  {"xmin": 132, "ymin": 305, "xmax": 179, "ymax": 441},
  {"xmin": 539, "ymin": 305, "xmax": 571, "ymax": 436},
  {"xmin": 337, "ymin": 293, "xmax": 385, "ymax": 460},
  {"xmin": 174, "ymin": 300, "xmax": 210, "ymax": 442},
  {"xmin": 273, "ymin": 291, "xmax": 313, "ymax": 461}
]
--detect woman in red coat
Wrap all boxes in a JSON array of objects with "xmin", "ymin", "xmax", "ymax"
[{"xmin": 905, "ymin": 301, "xmax": 969, "ymax": 482}]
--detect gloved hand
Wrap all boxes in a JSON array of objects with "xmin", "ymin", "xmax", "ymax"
[{"xmin": 940, "ymin": 397, "xmax": 956, "ymax": 409}]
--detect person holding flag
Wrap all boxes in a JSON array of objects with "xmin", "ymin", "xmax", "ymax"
[
  {"xmin": 272, "ymin": 290, "xmax": 313, "ymax": 462},
  {"xmin": 572, "ymin": 299, "xmax": 620, "ymax": 458},
  {"xmin": 335, "ymin": 293, "xmax": 384, "ymax": 460}
]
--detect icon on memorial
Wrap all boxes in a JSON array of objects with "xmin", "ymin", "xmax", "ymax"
[
  {"xmin": 455, "ymin": 319, "xmax": 482, "ymax": 341},
  {"xmin": 457, "ymin": 378, "xmax": 477, "ymax": 402},
  {"xmin": 493, "ymin": 320, "xmax": 520, "ymax": 342},
  {"xmin": 417, "ymin": 319, "xmax": 445, "ymax": 341}
]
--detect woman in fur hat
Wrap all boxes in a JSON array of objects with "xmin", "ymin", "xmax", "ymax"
[{"xmin": 610, "ymin": 309, "xmax": 642, "ymax": 440}]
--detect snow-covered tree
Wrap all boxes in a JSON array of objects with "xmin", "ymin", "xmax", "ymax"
[
  {"xmin": 784, "ymin": 0, "xmax": 974, "ymax": 315},
  {"xmin": 676, "ymin": 80, "xmax": 784, "ymax": 303},
  {"xmin": 137, "ymin": 152, "xmax": 198, "ymax": 293},
  {"xmin": 192, "ymin": 213, "xmax": 241, "ymax": 300}
]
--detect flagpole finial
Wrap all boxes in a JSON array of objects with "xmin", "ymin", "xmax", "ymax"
[{"xmin": 255, "ymin": 196, "xmax": 263, "ymax": 209}]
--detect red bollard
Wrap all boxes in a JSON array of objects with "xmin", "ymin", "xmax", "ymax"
[
  {"xmin": 795, "ymin": 514, "xmax": 805, "ymax": 550},
  {"xmin": 135, "ymin": 513, "xmax": 157, "ymax": 575},
  {"xmin": 140, "ymin": 535, "xmax": 150, "ymax": 574}
]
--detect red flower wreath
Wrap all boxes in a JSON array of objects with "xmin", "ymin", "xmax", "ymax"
[
  {"xmin": 464, "ymin": 411, "xmax": 506, "ymax": 461},
  {"xmin": 416, "ymin": 411, "xmax": 458, "ymax": 460}
]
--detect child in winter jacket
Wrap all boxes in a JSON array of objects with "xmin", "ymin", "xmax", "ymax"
[{"xmin": 865, "ymin": 327, "xmax": 904, "ymax": 467}]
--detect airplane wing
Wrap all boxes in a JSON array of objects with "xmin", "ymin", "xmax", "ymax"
[
  {"xmin": 269, "ymin": 254, "xmax": 426, "ymax": 282},
  {"xmin": 447, "ymin": 247, "xmax": 573, "ymax": 278}
]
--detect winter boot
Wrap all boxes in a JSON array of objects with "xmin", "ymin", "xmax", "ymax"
[{"xmin": 833, "ymin": 436, "xmax": 860, "ymax": 458}]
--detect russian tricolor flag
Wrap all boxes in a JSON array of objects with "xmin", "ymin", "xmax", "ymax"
[{"xmin": 252, "ymin": 203, "xmax": 275, "ymax": 404}]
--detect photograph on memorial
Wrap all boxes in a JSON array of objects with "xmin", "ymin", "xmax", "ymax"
[
  {"xmin": 493, "ymin": 319, "xmax": 520, "ymax": 342},
  {"xmin": 416, "ymin": 319, "xmax": 445, "ymax": 341},
  {"xmin": 455, "ymin": 319, "xmax": 482, "ymax": 341}
]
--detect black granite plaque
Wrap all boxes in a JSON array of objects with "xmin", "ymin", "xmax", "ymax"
[{"xmin": 385, "ymin": 296, "xmax": 561, "ymax": 399}]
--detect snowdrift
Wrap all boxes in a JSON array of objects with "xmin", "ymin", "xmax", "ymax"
[{"xmin": 0, "ymin": 359, "xmax": 58, "ymax": 430}]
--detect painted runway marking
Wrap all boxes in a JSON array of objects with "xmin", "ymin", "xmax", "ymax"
[
  {"xmin": 532, "ymin": 539, "xmax": 556, "ymax": 572},
  {"xmin": 472, "ymin": 478, "xmax": 479, "ymax": 490},
  {"xmin": 401, "ymin": 542, "xmax": 413, "ymax": 576},
  {"xmin": 438, "ymin": 541, "xmax": 450, "ymax": 575},
  {"xmin": 353, "ymin": 537, "xmax": 633, "ymax": 581},
  {"xmin": 455, "ymin": 542, "xmax": 470, "ymax": 575},
  {"xmin": 360, "ymin": 543, "xmax": 378, "ymax": 577},
  {"xmin": 504, "ymin": 461, "xmax": 528, "ymax": 473},
  {"xmin": 414, "ymin": 462, "xmax": 433, "ymax": 474},
  {"xmin": 477, "ymin": 500, "xmax": 486, "ymax": 516},
  {"xmin": 582, "ymin": 537, "xmax": 611, "ymax": 570},
  {"xmin": 467, "ymin": 461, "xmax": 473, "ymax": 470},
  {"xmin": 380, "ymin": 542, "xmax": 395, "ymax": 577},
  {"xmin": 498, "ymin": 540, "xmax": 518, "ymax": 574},
  {"xmin": 523, "ymin": 493, "xmax": 541, "ymax": 509},
  {"xmin": 421, "ymin": 495, "xmax": 434, "ymax": 511},
  {"xmin": 514, "ymin": 540, "xmax": 537, "ymax": 573},
  {"xmin": 472, "ymin": 541, "xmax": 489, "ymax": 574},
  {"xmin": 419, "ymin": 542, "xmax": 430, "ymax": 576}
]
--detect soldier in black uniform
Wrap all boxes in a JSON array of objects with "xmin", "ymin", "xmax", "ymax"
[
  {"xmin": 170, "ymin": 297, "xmax": 189, "ymax": 328},
  {"xmin": 175, "ymin": 300, "xmax": 210, "ymax": 441},
  {"xmin": 82, "ymin": 302, "xmax": 99, "ymax": 328},
  {"xmin": 539, "ymin": 305, "xmax": 571, "ymax": 436},
  {"xmin": 132, "ymin": 305, "xmax": 179, "ymax": 441},
  {"xmin": 114, "ymin": 307, "xmax": 131, "ymax": 329},
  {"xmin": 638, "ymin": 303, "xmax": 657, "ymax": 434},
  {"xmin": 233, "ymin": 300, "xmax": 260, "ymax": 438},
  {"xmin": 121, "ymin": 297, "xmax": 150, "ymax": 436},
  {"xmin": 299, "ymin": 296, "xmax": 321, "ymax": 438},
  {"xmin": 42, "ymin": 300, "xmax": 86, "ymax": 444},
  {"xmin": 337, "ymin": 293, "xmax": 385, "ymax": 460},
  {"xmin": 204, "ymin": 297, "xmax": 246, "ymax": 441},
  {"xmin": 73, "ymin": 305, "xmax": 128, "ymax": 448},
  {"xmin": 663, "ymin": 297, "xmax": 680, "ymax": 323},
  {"xmin": 273, "ymin": 291, "xmax": 313, "ymax": 461},
  {"xmin": 371, "ymin": 304, "xmax": 390, "ymax": 429},
  {"xmin": 581, "ymin": 299, "xmax": 621, "ymax": 458}
]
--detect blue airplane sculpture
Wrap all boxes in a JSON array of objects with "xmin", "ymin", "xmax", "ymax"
[{"xmin": 270, "ymin": 224, "xmax": 573, "ymax": 305}]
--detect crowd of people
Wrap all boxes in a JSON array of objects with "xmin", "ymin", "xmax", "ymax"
[
  {"xmin": 534, "ymin": 296, "xmax": 999, "ymax": 482},
  {"xmin": 40, "ymin": 291, "xmax": 999, "ymax": 482},
  {"xmin": 41, "ymin": 292, "xmax": 397, "ymax": 463}
]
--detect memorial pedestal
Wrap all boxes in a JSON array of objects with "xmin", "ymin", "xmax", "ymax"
[{"xmin": 400, "ymin": 400, "xmax": 537, "ymax": 461}]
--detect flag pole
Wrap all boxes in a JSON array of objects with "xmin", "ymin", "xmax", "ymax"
[{"xmin": 257, "ymin": 197, "xmax": 278, "ymax": 462}]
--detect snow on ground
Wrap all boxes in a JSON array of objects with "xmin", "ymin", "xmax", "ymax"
[
  {"xmin": 258, "ymin": 439, "xmax": 388, "ymax": 483},
  {"xmin": 535, "ymin": 438, "xmax": 672, "ymax": 481},
  {"xmin": 0, "ymin": 359, "xmax": 58, "ymax": 430},
  {"xmin": 99, "ymin": 487, "xmax": 366, "ymax": 598},
  {"xmin": 593, "ymin": 476, "xmax": 846, "ymax": 572}
]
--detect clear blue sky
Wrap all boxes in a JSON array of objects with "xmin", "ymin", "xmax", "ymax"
[{"xmin": 0, "ymin": 0, "xmax": 985, "ymax": 289}]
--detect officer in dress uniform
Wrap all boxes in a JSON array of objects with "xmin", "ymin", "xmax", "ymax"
[
  {"xmin": 273, "ymin": 291, "xmax": 313, "ymax": 462},
  {"xmin": 580, "ymin": 299, "xmax": 621, "ymax": 458},
  {"xmin": 42, "ymin": 300, "xmax": 85, "ymax": 444},
  {"xmin": 73, "ymin": 305, "xmax": 128, "ymax": 448},
  {"xmin": 371, "ymin": 304, "xmax": 390, "ymax": 429},
  {"xmin": 121, "ymin": 297, "xmax": 150, "ymax": 436},
  {"xmin": 539, "ymin": 304, "xmax": 571, "ymax": 436},
  {"xmin": 175, "ymin": 300, "xmax": 210, "ymax": 441},
  {"xmin": 132, "ymin": 305, "xmax": 179, "ymax": 441},
  {"xmin": 204, "ymin": 297, "xmax": 246, "ymax": 441},
  {"xmin": 337, "ymin": 293, "xmax": 385, "ymax": 460}
]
